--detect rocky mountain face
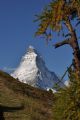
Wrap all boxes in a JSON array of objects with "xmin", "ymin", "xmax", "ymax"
[{"xmin": 11, "ymin": 46, "xmax": 63, "ymax": 90}]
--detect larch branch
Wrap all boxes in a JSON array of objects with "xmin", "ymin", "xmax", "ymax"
[{"xmin": 54, "ymin": 39, "xmax": 70, "ymax": 48}]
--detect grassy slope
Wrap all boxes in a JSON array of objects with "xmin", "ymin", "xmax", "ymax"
[{"xmin": 0, "ymin": 70, "xmax": 54, "ymax": 120}]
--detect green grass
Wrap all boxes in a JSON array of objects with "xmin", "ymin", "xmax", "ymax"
[
  {"xmin": 52, "ymin": 90, "xmax": 69, "ymax": 120},
  {"xmin": 0, "ymin": 70, "xmax": 54, "ymax": 120}
]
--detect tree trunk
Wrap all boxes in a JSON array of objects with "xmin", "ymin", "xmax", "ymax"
[
  {"xmin": 54, "ymin": 19, "xmax": 80, "ymax": 76},
  {"xmin": 67, "ymin": 20, "xmax": 80, "ymax": 76},
  {"xmin": 70, "ymin": 30, "xmax": 80, "ymax": 76}
]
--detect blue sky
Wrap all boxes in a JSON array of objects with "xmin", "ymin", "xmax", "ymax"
[{"xmin": 0, "ymin": 0, "xmax": 75, "ymax": 79}]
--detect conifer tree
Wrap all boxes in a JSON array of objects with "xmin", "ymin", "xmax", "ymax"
[{"xmin": 35, "ymin": 0, "xmax": 80, "ymax": 76}]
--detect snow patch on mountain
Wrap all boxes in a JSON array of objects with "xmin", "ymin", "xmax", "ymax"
[{"xmin": 64, "ymin": 80, "xmax": 69, "ymax": 86}]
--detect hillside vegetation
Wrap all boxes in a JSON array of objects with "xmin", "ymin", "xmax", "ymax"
[
  {"xmin": 0, "ymin": 70, "xmax": 54, "ymax": 120},
  {"xmin": 52, "ymin": 70, "xmax": 80, "ymax": 120}
]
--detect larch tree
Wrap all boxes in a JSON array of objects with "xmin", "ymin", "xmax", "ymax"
[{"xmin": 35, "ymin": 0, "xmax": 80, "ymax": 77}]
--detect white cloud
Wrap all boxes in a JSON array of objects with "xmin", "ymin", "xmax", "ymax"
[{"xmin": 3, "ymin": 67, "xmax": 16, "ymax": 72}]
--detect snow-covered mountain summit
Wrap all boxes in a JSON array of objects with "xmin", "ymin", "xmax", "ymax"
[{"xmin": 11, "ymin": 46, "xmax": 62, "ymax": 90}]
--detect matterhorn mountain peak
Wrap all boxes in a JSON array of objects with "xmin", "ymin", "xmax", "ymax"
[
  {"xmin": 28, "ymin": 45, "xmax": 35, "ymax": 50},
  {"xmin": 27, "ymin": 45, "xmax": 41, "ymax": 57},
  {"xmin": 27, "ymin": 45, "xmax": 35, "ymax": 52},
  {"xmin": 11, "ymin": 46, "xmax": 63, "ymax": 90}
]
